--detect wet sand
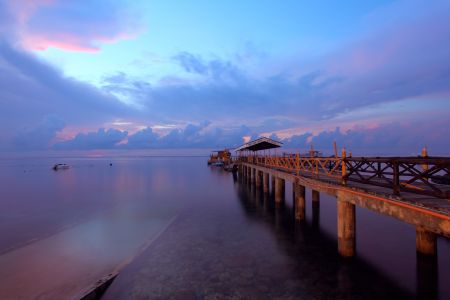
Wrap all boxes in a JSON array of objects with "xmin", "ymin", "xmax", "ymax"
[{"xmin": 0, "ymin": 207, "xmax": 179, "ymax": 299}]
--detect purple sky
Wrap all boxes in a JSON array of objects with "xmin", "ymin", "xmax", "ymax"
[{"xmin": 0, "ymin": 0, "xmax": 449, "ymax": 154}]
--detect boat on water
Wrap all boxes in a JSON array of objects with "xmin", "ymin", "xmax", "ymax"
[
  {"xmin": 207, "ymin": 149, "xmax": 231, "ymax": 166},
  {"xmin": 52, "ymin": 164, "xmax": 70, "ymax": 171}
]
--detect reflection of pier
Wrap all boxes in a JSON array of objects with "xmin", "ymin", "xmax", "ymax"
[
  {"xmin": 234, "ymin": 137, "xmax": 450, "ymax": 259},
  {"xmin": 232, "ymin": 179, "xmax": 431, "ymax": 299}
]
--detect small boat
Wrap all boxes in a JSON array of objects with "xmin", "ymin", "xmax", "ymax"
[
  {"xmin": 53, "ymin": 164, "xmax": 70, "ymax": 171},
  {"xmin": 207, "ymin": 149, "xmax": 231, "ymax": 165}
]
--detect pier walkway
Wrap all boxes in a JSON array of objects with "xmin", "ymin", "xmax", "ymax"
[{"xmin": 237, "ymin": 153, "xmax": 450, "ymax": 258}]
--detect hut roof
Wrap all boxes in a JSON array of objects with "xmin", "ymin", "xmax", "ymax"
[{"xmin": 235, "ymin": 137, "xmax": 283, "ymax": 152}]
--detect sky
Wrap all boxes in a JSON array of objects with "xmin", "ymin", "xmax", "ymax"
[{"xmin": 0, "ymin": 0, "xmax": 449, "ymax": 154}]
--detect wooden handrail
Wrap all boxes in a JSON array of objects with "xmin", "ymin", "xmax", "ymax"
[{"xmin": 238, "ymin": 155, "xmax": 450, "ymax": 199}]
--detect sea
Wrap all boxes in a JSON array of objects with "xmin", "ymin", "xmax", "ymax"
[{"xmin": 0, "ymin": 150, "xmax": 448, "ymax": 299}]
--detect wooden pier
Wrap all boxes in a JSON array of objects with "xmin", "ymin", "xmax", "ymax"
[{"xmin": 234, "ymin": 141, "xmax": 450, "ymax": 259}]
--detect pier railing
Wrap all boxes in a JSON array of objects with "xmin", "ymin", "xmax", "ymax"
[{"xmin": 239, "ymin": 155, "xmax": 450, "ymax": 199}]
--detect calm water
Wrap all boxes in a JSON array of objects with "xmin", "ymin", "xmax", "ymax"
[{"xmin": 0, "ymin": 155, "xmax": 448, "ymax": 299}]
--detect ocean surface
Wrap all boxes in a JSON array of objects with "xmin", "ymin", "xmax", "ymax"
[{"xmin": 0, "ymin": 153, "xmax": 448, "ymax": 299}]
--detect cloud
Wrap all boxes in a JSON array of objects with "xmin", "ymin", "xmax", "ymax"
[
  {"xmin": 172, "ymin": 52, "xmax": 208, "ymax": 75},
  {"xmin": 123, "ymin": 127, "xmax": 159, "ymax": 148},
  {"xmin": 105, "ymin": 1, "xmax": 450, "ymax": 129},
  {"xmin": 13, "ymin": 115, "xmax": 65, "ymax": 150},
  {"xmin": 1, "ymin": 1, "xmax": 449, "ymax": 153},
  {"xmin": 282, "ymin": 120, "xmax": 450, "ymax": 156},
  {"xmin": 4, "ymin": 0, "xmax": 142, "ymax": 52},
  {"xmin": 0, "ymin": 40, "xmax": 134, "ymax": 150},
  {"xmin": 54, "ymin": 121, "xmax": 253, "ymax": 150},
  {"xmin": 44, "ymin": 115, "xmax": 450, "ymax": 155},
  {"xmin": 55, "ymin": 128, "xmax": 128, "ymax": 150}
]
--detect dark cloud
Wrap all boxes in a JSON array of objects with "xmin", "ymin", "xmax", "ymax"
[
  {"xmin": 13, "ymin": 115, "xmax": 65, "ymax": 151},
  {"xmin": 55, "ymin": 121, "xmax": 252, "ymax": 150},
  {"xmin": 0, "ymin": 40, "xmax": 135, "ymax": 149},
  {"xmin": 123, "ymin": 127, "xmax": 158, "ymax": 149},
  {"xmin": 282, "ymin": 121, "xmax": 450, "ymax": 156},
  {"xmin": 55, "ymin": 128, "xmax": 128, "ymax": 150},
  {"xmin": 47, "ymin": 116, "xmax": 450, "ymax": 155}
]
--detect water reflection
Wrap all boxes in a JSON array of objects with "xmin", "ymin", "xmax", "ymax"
[
  {"xmin": 233, "ymin": 178, "xmax": 421, "ymax": 299},
  {"xmin": 241, "ymin": 172, "xmax": 450, "ymax": 299},
  {"xmin": 417, "ymin": 253, "xmax": 438, "ymax": 299}
]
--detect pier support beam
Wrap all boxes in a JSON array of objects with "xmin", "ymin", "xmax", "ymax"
[
  {"xmin": 247, "ymin": 167, "xmax": 252, "ymax": 184},
  {"xmin": 246, "ymin": 167, "xmax": 249, "ymax": 183},
  {"xmin": 312, "ymin": 190, "xmax": 320, "ymax": 227},
  {"xmin": 337, "ymin": 195, "xmax": 356, "ymax": 257},
  {"xmin": 416, "ymin": 227, "xmax": 437, "ymax": 256},
  {"xmin": 312, "ymin": 190, "xmax": 320, "ymax": 204},
  {"xmin": 256, "ymin": 171, "xmax": 262, "ymax": 187},
  {"xmin": 251, "ymin": 168, "xmax": 256, "ymax": 185},
  {"xmin": 271, "ymin": 175, "xmax": 275, "ymax": 194},
  {"xmin": 275, "ymin": 177, "xmax": 285, "ymax": 204},
  {"xmin": 294, "ymin": 184, "xmax": 306, "ymax": 221},
  {"xmin": 263, "ymin": 173, "xmax": 270, "ymax": 193}
]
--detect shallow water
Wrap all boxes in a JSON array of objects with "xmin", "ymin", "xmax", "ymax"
[{"xmin": 0, "ymin": 155, "xmax": 448, "ymax": 299}]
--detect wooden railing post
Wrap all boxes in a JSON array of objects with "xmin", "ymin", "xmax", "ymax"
[
  {"xmin": 421, "ymin": 147, "xmax": 429, "ymax": 182},
  {"xmin": 342, "ymin": 148, "xmax": 347, "ymax": 185},
  {"xmin": 315, "ymin": 158, "xmax": 319, "ymax": 175},
  {"xmin": 393, "ymin": 160, "xmax": 400, "ymax": 195}
]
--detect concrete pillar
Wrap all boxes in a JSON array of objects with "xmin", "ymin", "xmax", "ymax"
[
  {"xmin": 255, "ymin": 184, "xmax": 261, "ymax": 201},
  {"xmin": 294, "ymin": 184, "xmax": 306, "ymax": 221},
  {"xmin": 247, "ymin": 166, "xmax": 251, "ymax": 184},
  {"xmin": 271, "ymin": 175, "xmax": 276, "ymax": 194},
  {"xmin": 312, "ymin": 190, "xmax": 320, "ymax": 228},
  {"xmin": 312, "ymin": 190, "xmax": 320, "ymax": 204},
  {"xmin": 251, "ymin": 168, "xmax": 256, "ymax": 185},
  {"xmin": 263, "ymin": 173, "xmax": 270, "ymax": 194},
  {"xmin": 256, "ymin": 170, "xmax": 262, "ymax": 187},
  {"xmin": 337, "ymin": 195, "xmax": 356, "ymax": 257},
  {"xmin": 275, "ymin": 177, "xmax": 285, "ymax": 204},
  {"xmin": 416, "ymin": 227, "xmax": 437, "ymax": 256},
  {"xmin": 292, "ymin": 182, "xmax": 297, "ymax": 199}
]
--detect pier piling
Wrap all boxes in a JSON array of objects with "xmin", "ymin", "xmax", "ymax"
[
  {"xmin": 256, "ymin": 170, "xmax": 262, "ymax": 187},
  {"xmin": 416, "ymin": 227, "xmax": 437, "ymax": 256},
  {"xmin": 294, "ymin": 184, "xmax": 306, "ymax": 221},
  {"xmin": 263, "ymin": 173, "xmax": 269, "ymax": 193},
  {"xmin": 312, "ymin": 190, "xmax": 320, "ymax": 227},
  {"xmin": 337, "ymin": 195, "xmax": 356, "ymax": 257},
  {"xmin": 275, "ymin": 177, "xmax": 285, "ymax": 204}
]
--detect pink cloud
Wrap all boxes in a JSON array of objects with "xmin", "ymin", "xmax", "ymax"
[
  {"xmin": 22, "ymin": 35, "xmax": 100, "ymax": 53},
  {"xmin": 6, "ymin": 0, "xmax": 142, "ymax": 53},
  {"xmin": 21, "ymin": 31, "xmax": 138, "ymax": 53}
]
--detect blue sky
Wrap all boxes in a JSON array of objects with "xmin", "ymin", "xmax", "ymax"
[{"xmin": 1, "ymin": 0, "xmax": 449, "ymax": 154}]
